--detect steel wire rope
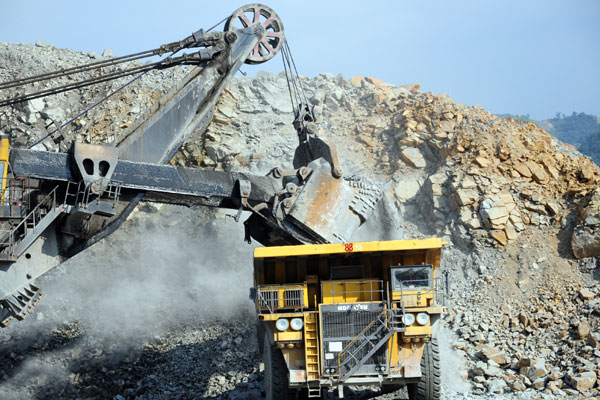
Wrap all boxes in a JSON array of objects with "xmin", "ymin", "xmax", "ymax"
[
  {"xmin": 281, "ymin": 42, "xmax": 303, "ymax": 112},
  {"xmin": 27, "ymin": 66, "xmax": 158, "ymax": 149},
  {"xmin": 286, "ymin": 51, "xmax": 303, "ymax": 107},
  {"xmin": 206, "ymin": 15, "xmax": 230, "ymax": 32},
  {"xmin": 281, "ymin": 46, "xmax": 298, "ymax": 112},
  {"xmin": 12, "ymin": 12, "xmax": 230, "ymax": 149},
  {"xmin": 283, "ymin": 39, "xmax": 309, "ymax": 106},
  {"xmin": 0, "ymin": 60, "xmax": 168, "ymax": 108},
  {"xmin": 0, "ymin": 50, "xmax": 158, "ymax": 91},
  {"xmin": 0, "ymin": 49, "xmax": 222, "ymax": 108},
  {"xmin": 0, "ymin": 13, "xmax": 232, "ymax": 109}
]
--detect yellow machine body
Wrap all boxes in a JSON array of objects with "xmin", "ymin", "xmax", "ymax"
[
  {"xmin": 0, "ymin": 135, "xmax": 9, "ymax": 204},
  {"xmin": 253, "ymin": 238, "xmax": 446, "ymax": 389}
]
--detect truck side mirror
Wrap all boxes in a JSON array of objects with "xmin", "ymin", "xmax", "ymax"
[{"xmin": 443, "ymin": 270, "xmax": 450, "ymax": 295}]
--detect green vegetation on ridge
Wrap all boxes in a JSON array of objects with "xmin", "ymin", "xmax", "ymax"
[{"xmin": 498, "ymin": 112, "xmax": 600, "ymax": 166}]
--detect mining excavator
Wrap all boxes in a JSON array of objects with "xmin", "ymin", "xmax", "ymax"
[{"xmin": 0, "ymin": 4, "xmax": 443, "ymax": 399}]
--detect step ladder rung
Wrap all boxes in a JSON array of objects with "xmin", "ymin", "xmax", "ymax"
[
  {"xmin": 304, "ymin": 311, "xmax": 321, "ymax": 382},
  {"xmin": 338, "ymin": 309, "xmax": 396, "ymax": 382}
]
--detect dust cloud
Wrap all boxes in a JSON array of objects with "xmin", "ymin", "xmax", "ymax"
[
  {"xmin": 4, "ymin": 204, "xmax": 256, "ymax": 342},
  {"xmin": 0, "ymin": 204, "xmax": 257, "ymax": 398},
  {"xmin": 351, "ymin": 188, "xmax": 406, "ymax": 242},
  {"xmin": 0, "ymin": 351, "xmax": 70, "ymax": 399},
  {"xmin": 437, "ymin": 325, "xmax": 470, "ymax": 394}
]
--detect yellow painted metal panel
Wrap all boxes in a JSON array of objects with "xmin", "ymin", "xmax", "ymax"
[
  {"xmin": 391, "ymin": 290, "xmax": 435, "ymax": 307},
  {"xmin": 396, "ymin": 306, "xmax": 445, "ymax": 314},
  {"xmin": 0, "ymin": 137, "xmax": 9, "ymax": 204},
  {"xmin": 256, "ymin": 283, "xmax": 307, "ymax": 312},
  {"xmin": 392, "ymin": 342, "xmax": 425, "ymax": 378},
  {"xmin": 321, "ymin": 279, "xmax": 382, "ymax": 304},
  {"xmin": 389, "ymin": 332, "xmax": 399, "ymax": 369},
  {"xmin": 254, "ymin": 238, "xmax": 444, "ymax": 259},
  {"xmin": 275, "ymin": 330, "xmax": 303, "ymax": 341},
  {"xmin": 403, "ymin": 324, "xmax": 432, "ymax": 336},
  {"xmin": 259, "ymin": 312, "xmax": 305, "ymax": 321}
]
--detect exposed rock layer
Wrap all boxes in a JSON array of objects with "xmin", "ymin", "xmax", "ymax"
[{"xmin": 0, "ymin": 42, "xmax": 599, "ymax": 398}]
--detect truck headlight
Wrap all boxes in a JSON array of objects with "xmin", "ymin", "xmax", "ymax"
[
  {"xmin": 290, "ymin": 318, "xmax": 303, "ymax": 331},
  {"xmin": 416, "ymin": 312, "xmax": 430, "ymax": 325},
  {"xmin": 402, "ymin": 313, "xmax": 415, "ymax": 326},
  {"xmin": 275, "ymin": 318, "xmax": 289, "ymax": 331}
]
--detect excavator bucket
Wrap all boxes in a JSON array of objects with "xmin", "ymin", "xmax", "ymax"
[
  {"xmin": 242, "ymin": 158, "xmax": 382, "ymax": 246},
  {"xmin": 285, "ymin": 159, "xmax": 382, "ymax": 244}
]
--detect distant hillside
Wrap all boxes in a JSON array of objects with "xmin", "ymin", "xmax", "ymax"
[
  {"xmin": 496, "ymin": 113, "xmax": 535, "ymax": 123},
  {"xmin": 499, "ymin": 112, "xmax": 600, "ymax": 165},
  {"xmin": 580, "ymin": 130, "xmax": 600, "ymax": 163},
  {"xmin": 538, "ymin": 112, "xmax": 600, "ymax": 147}
]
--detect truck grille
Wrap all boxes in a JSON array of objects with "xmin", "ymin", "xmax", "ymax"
[
  {"xmin": 259, "ymin": 290, "xmax": 279, "ymax": 310},
  {"xmin": 256, "ymin": 285, "xmax": 305, "ymax": 312},
  {"xmin": 320, "ymin": 303, "xmax": 386, "ymax": 376},
  {"xmin": 284, "ymin": 288, "xmax": 303, "ymax": 307}
]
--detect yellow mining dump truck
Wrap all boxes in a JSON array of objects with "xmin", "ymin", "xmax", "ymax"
[{"xmin": 252, "ymin": 238, "xmax": 447, "ymax": 399}]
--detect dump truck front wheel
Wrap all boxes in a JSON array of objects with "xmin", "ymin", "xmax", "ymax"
[
  {"xmin": 264, "ymin": 338, "xmax": 296, "ymax": 400},
  {"xmin": 407, "ymin": 337, "xmax": 441, "ymax": 400}
]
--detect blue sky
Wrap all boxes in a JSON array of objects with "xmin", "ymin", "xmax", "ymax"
[{"xmin": 2, "ymin": 0, "xmax": 599, "ymax": 120}]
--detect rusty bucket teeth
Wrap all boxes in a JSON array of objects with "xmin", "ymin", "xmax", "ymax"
[
  {"xmin": 15, "ymin": 292, "xmax": 44, "ymax": 321},
  {"xmin": 0, "ymin": 315, "xmax": 14, "ymax": 328},
  {"xmin": 1, "ymin": 284, "xmax": 44, "ymax": 326}
]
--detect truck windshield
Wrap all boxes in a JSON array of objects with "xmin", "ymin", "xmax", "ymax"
[{"xmin": 391, "ymin": 266, "xmax": 432, "ymax": 291}]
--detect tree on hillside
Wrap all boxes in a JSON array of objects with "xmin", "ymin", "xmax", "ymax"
[
  {"xmin": 543, "ymin": 112, "xmax": 600, "ymax": 147},
  {"xmin": 580, "ymin": 130, "xmax": 600, "ymax": 166}
]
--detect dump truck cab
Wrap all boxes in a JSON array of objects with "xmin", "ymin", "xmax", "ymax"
[{"xmin": 252, "ymin": 239, "xmax": 446, "ymax": 399}]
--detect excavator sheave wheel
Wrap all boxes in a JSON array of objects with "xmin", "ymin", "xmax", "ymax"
[
  {"xmin": 263, "ymin": 336, "xmax": 297, "ymax": 400},
  {"xmin": 225, "ymin": 3, "xmax": 284, "ymax": 65},
  {"xmin": 406, "ymin": 337, "xmax": 441, "ymax": 400}
]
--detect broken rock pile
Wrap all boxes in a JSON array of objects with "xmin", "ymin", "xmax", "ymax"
[
  {"xmin": 451, "ymin": 280, "xmax": 599, "ymax": 396},
  {"xmin": 572, "ymin": 188, "xmax": 600, "ymax": 258},
  {"xmin": 170, "ymin": 71, "xmax": 600, "ymax": 257},
  {"xmin": 1, "ymin": 42, "xmax": 599, "ymax": 399}
]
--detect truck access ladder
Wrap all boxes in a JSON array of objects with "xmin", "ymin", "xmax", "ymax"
[
  {"xmin": 0, "ymin": 186, "xmax": 67, "ymax": 261},
  {"xmin": 304, "ymin": 311, "xmax": 322, "ymax": 397},
  {"xmin": 337, "ymin": 309, "xmax": 405, "ymax": 382}
]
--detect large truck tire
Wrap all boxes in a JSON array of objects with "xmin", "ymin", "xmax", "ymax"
[
  {"xmin": 257, "ymin": 323, "xmax": 266, "ymax": 357},
  {"xmin": 406, "ymin": 338, "xmax": 441, "ymax": 400},
  {"xmin": 264, "ymin": 338, "xmax": 297, "ymax": 400}
]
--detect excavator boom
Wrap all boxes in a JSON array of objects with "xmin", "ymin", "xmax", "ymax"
[{"xmin": 0, "ymin": 4, "xmax": 381, "ymax": 327}]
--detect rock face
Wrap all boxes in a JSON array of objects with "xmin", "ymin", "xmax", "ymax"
[
  {"xmin": 168, "ymin": 70, "xmax": 600, "ymax": 255},
  {"xmin": 451, "ymin": 279, "xmax": 600, "ymax": 396},
  {"xmin": 2, "ymin": 42, "xmax": 599, "ymax": 255},
  {"xmin": 0, "ymin": 42, "xmax": 190, "ymax": 153},
  {"xmin": 0, "ymin": 42, "xmax": 599, "ymax": 398},
  {"xmin": 572, "ymin": 189, "xmax": 600, "ymax": 258}
]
